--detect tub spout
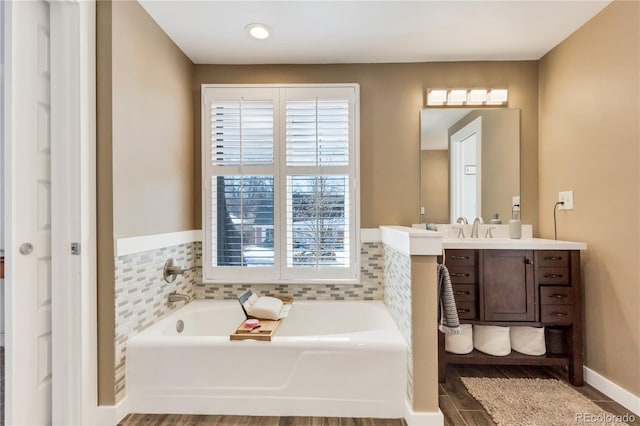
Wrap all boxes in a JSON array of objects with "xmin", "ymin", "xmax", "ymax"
[{"xmin": 168, "ymin": 291, "xmax": 191, "ymax": 304}]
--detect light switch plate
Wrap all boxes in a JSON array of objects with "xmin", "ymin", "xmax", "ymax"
[{"xmin": 558, "ymin": 191, "xmax": 574, "ymax": 210}]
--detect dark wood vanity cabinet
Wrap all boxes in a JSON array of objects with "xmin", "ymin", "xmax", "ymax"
[
  {"xmin": 481, "ymin": 250, "xmax": 535, "ymax": 322},
  {"xmin": 438, "ymin": 248, "xmax": 583, "ymax": 386}
]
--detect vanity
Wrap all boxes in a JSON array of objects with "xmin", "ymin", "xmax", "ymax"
[{"xmin": 436, "ymin": 235, "xmax": 587, "ymax": 386}]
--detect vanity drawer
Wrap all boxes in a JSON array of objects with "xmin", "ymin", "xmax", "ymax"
[
  {"xmin": 445, "ymin": 250, "xmax": 477, "ymax": 266},
  {"xmin": 456, "ymin": 301, "xmax": 477, "ymax": 320},
  {"xmin": 452, "ymin": 284, "xmax": 476, "ymax": 302},
  {"xmin": 538, "ymin": 267, "xmax": 570, "ymax": 285},
  {"xmin": 540, "ymin": 286, "xmax": 575, "ymax": 305},
  {"xmin": 541, "ymin": 305, "xmax": 575, "ymax": 324},
  {"xmin": 537, "ymin": 251, "xmax": 569, "ymax": 268},
  {"xmin": 448, "ymin": 266, "xmax": 477, "ymax": 284}
]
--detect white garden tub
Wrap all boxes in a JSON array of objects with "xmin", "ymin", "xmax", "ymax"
[{"xmin": 126, "ymin": 299, "xmax": 407, "ymax": 418}]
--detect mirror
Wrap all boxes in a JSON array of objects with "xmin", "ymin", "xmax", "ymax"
[{"xmin": 420, "ymin": 108, "xmax": 520, "ymax": 224}]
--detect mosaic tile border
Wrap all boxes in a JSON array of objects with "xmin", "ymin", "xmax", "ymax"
[
  {"xmin": 113, "ymin": 241, "xmax": 383, "ymax": 402},
  {"xmin": 195, "ymin": 242, "xmax": 384, "ymax": 300},
  {"xmin": 383, "ymin": 243, "xmax": 413, "ymax": 404},
  {"xmin": 114, "ymin": 242, "xmax": 198, "ymax": 402}
]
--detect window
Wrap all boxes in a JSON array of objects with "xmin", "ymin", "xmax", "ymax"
[{"xmin": 202, "ymin": 85, "xmax": 360, "ymax": 283}]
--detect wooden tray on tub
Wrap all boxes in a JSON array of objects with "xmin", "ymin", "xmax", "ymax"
[
  {"xmin": 229, "ymin": 294, "xmax": 293, "ymax": 341},
  {"xmin": 230, "ymin": 319, "xmax": 282, "ymax": 342}
]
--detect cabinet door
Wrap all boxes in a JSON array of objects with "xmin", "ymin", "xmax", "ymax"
[{"xmin": 480, "ymin": 250, "xmax": 535, "ymax": 321}]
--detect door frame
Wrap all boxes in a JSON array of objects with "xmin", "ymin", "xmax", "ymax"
[
  {"xmin": 49, "ymin": 1, "xmax": 97, "ymax": 424},
  {"xmin": 4, "ymin": 1, "xmax": 97, "ymax": 424},
  {"xmin": 449, "ymin": 116, "xmax": 482, "ymax": 222}
]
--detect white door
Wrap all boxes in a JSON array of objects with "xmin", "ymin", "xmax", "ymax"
[
  {"xmin": 450, "ymin": 116, "xmax": 482, "ymax": 223},
  {"xmin": 5, "ymin": 1, "xmax": 53, "ymax": 424}
]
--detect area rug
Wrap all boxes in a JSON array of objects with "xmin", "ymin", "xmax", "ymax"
[{"xmin": 461, "ymin": 377, "xmax": 629, "ymax": 426}]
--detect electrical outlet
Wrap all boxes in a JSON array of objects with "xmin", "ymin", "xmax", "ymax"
[
  {"xmin": 512, "ymin": 196, "xmax": 520, "ymax": 211},
  {"xmin": 558, "ymin": 190, "xmax": 574, "ymax": 210},
  {"xmin": 420, "ymin": 207, "xmax": 425, "ymax": 215}
]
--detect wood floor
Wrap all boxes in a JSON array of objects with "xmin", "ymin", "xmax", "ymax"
[
  {"xmin": 118, "ymin": 416, "xmax": 406, "ymax": 426},
  {"xmin": 440, "ymin": 364, "xmax": 639, "ymax": 426}
]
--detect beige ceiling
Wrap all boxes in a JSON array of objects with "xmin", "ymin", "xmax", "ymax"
[{"xmin": 139, "ymin": 0, "xmax": 611, "ymax": 64}]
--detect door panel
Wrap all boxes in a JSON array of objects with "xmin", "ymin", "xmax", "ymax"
[
  {"xmin": 480, "ymin": 249, "xmax": 535, "ymax": 321},
  {"xmin": 6, "ymin": 1, "xmax": 52, "ymax": 424}
]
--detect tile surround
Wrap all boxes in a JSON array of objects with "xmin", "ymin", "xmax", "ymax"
[
  {"xmin": 383, "ymin": 244, "xmax": 414, "ymax": 404},
  {"xmin": 196, "ymin": 242, "xmax": 384, "ymax": 300},
  {"xmin": 113, "ymin": 240, "xmax": 384, "ymax": 402},
  {"xmin": 114, "ymin": 242, "xmax": 198, "ymax": 402}
]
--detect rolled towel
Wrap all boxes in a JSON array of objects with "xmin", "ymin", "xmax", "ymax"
[{"xmin": 248, "ymin": 296, "xmax": 284, "ymax": 320}]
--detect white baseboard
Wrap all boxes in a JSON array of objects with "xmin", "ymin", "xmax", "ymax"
[
  {"xmin": 404, "ymin": 400, "xmax": 444, "ymax": 426},
  {"xmin": 93, "ymin": 397, "xmax": 129, "ymax": 426},
  {"xmin": 584, "ymin": 367, "xmax": 640, "ymax": 416}
]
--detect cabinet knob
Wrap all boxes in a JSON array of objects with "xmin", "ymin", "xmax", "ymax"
[
  {"xmin": 457, "ymin": 308, "xmax": 471, "ymax": 313},
  {"xmin": 544, "ymin": 274, "xmax": 563, "ymax": 279},
  {"xmin": 451, "ymin": 273, "xmax": 470, "ymax": 278},
  {"xmin": 525, "ymin": 258, "xmax": 534, "ymax": 265},
  {"xmin": 454, "ymin": 290, "xmax": 470, "ymax": 296},
  {"xmin": 450, "ymin": 255, "xmax": 469, "ymax": 260},
  {"xmin": 549, "ymin": 312, "xmax": 568, "ymax": 317}
]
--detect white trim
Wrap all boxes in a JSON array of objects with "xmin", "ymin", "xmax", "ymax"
[
  {"xmin": 404, "ymin": 400, "xmax": 444, "ymax": 426},
  {"xmin": 584, "ymin": 367, "xmax": 640, "ymax": 416},
  {"xmin": 380, "ymin": 226, "xmax": 444, "ymax": 256},
  {"xmin": 50, "ymin": 1, "xmax": 98, "ymax": 425},
  {"xmin": 50, "ymin": 1, "xmax": 84, "ymax": 423},
  {"xmin": 361, "ymin": 228, "xmax": 381, "ymax": 242},
  {"xmin": 93, "ymin": 396, "xmax": 130, "ymax": 426},
  {"xmin": 116, "ymin": 228, "xmax": 379, "ymax": 258},
  {"xmin": 115, "ymin": 230, "xmax": 202, "ymax": 257}
]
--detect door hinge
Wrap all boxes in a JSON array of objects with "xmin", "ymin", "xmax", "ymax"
[{"xmin": 71, "ymin": 242, "xmax": 81, "ymax": 256}]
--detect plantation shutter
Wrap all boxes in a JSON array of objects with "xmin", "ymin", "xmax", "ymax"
[
  {"xmin": 282, "ymin": 87, "xmax": 358, "ymax": 280},
  {"xmin": 202, "ymin": 85, "xmax": 359, "ymax": 283}
]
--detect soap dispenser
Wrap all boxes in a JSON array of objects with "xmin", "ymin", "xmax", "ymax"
[{"xmin": 509, "ymin": 205, "xmax": 521, "ymax": 239}]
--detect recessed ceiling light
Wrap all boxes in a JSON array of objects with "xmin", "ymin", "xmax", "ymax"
[{"xmin": 245, "ymin": 23, "xmax": 271, "ymax": 40}]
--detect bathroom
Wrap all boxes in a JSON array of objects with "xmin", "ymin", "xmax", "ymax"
[{"xmin": 2, "ymin": 0, "xmax": 639, "ymax": 425}]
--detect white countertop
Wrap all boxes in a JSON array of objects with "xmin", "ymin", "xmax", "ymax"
[{"xmin": 443, "ymin": 237, "xmax": 587, "ymax": 250}]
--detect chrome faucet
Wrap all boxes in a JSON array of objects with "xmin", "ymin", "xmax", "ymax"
[
  {"xmin": 453, "ymin": 217, "xmax": 468, "ymax": 238},
  {"xmin": 471, "ymin": 217, "xmax": 484, "ymax": 238},
  {"xmin": 168, "ymin": 291, "xmax": 191, "ymax": 304}
]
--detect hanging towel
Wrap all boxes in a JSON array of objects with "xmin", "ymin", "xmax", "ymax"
[{"xmin": 438, "ymin": 264, "xmax": 461, "ymax": 335}]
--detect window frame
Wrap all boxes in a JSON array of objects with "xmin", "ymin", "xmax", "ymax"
[{"xmin": 201, "ymin": 84, "xmax": 360, "ymax": 284}]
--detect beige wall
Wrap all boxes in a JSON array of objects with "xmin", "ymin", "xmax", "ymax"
[
  {"xmin": 449, "ymin": 109, "xmax": 520, "ymax": 223},
  {"xmin": 112, "ymin": 0, "xmax": 195, "ymax": 238},
  {"xmin": 96, "ymin": 0, "xmax": 194, "ymax": 404},
  {"xmin": 421, "ymin": 150, "xmax": 449, "ymax": 223},
  {"xmin": 96, "ymin": 0, "xmax": 115, "ymax": 406},
  {"xmin": 538, "ymin": 1, "xmax": 640, "ymax": 396},
  {"xmin": 193, "ymin": 62, "xmax": 539, "ymax": 229}
]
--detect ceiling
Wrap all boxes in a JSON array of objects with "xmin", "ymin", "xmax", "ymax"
[{"xmin": 139, "ymin": 1, "xmax": 611, "ymax": 65}]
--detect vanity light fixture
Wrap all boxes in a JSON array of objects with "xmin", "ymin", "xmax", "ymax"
[
  {"xmin": 245, "ymin": 23, "xmax": 271, "ymax": 40},
  {"xmin": 425, "ymin": 88, "xmax": 508, "ymax": 107},
  {"xmin": 466, "ymin": 89, "xmax": 488, "ymax": 105},
  {"xmin": 447, "ymin": 89, "xmax": 467, "ymax": 105},
  {"xmin": 426, "ymin": 89, "xmax": 447, "ymax": 106},
  {"xmin": 486, "ymin": 89, "xmax": 509, "ymax": 105}
]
